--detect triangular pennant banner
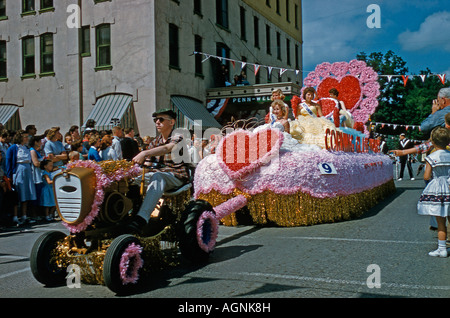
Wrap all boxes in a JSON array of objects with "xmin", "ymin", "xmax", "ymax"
[
  {"xmin": 280, "ymin": 68, "xmax": 287, "ymax": 76},
  {"xmin": 268, "ymin": 66, "xmax": 273, "ymax": 76},
  {"xmin": 231, "ymin": 61, "xmax": 235, "ymax": 69},
  {"xmin": 201, "ymin": 54, "xmax": 211, "ymax": 63},
  {"xmin": 240, "ymin": 62, "xmax": 247, "ymax": 70},
  {"xmin": 437, "ymin": 74, "xmax": 446, "ymax": 85},
  {"xmin": 254, "ymin": 64, "xmax": 261, "ymax": 76},
  {"xmin": 419, "ymin": 74, "xmax": 426, "ymax": 82},
  {"xmin": 401, "ymin": 75, "xmax": 409, "ymax": 87},
  {"xmin": 386, "ymin": 75, "xmax": 393, "ymax": 83}
]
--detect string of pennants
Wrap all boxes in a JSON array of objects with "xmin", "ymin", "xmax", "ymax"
[
  {"xmin": 379, "ymin": 74, "xmax": 447, "ymax": 86},
  {"xmin": 375, "ymin": 133, "xmax": 427, "ymax": 143},
  {"xmin": 194, "ymin": 51, "xmax": 301, "ymax": 77},
  {"xmin": 194, "ymin": 51, "xmax": 448, "ymax": 85},
  {"xmin": 371, "ymin": 121, "xmax": 422, "ymax": 132}
]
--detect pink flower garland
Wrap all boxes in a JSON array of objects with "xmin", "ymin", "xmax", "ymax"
[
  {"xmin": 119, "ymin": 243, "xmax": 144, "ymax": 285},
  {"xmin": 196, "ymin": 211, "xmax": 219, "ymax": 253},
  {"xmin": 303, "ymin": 60, "xmax": 380, "ymax": 134},
  {"xmin": 62, "ymin": 160, "xmax": 141, "ymax": 233}
]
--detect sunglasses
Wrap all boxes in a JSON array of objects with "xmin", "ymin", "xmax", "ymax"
[{"xmin": 153, "ymin": 117, "xmax": 172, "ymax": 123}]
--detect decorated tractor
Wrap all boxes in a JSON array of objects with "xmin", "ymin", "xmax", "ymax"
[{"xmin": 29, "ymin": 160, "xmax": 246, "ymax": 294}]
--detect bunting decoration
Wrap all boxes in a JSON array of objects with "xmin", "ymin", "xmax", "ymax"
[
  {"xmin": 194, "ymin": 51, "xmax": 303, "ymax": 78},
  {"xmin": 371, "ymin": 121, "xmax": 421, "ymax": 132},
  {"xmin": 193, "ymin": 51, "xmax": 449, "ymax": 86}
]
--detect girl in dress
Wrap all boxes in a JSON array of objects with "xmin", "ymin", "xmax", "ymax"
[
  {"xmin": 417, "ymin": 127, "xmax": 450, "ymax": 257},
  {"xmin": 40, "ymin": 159, "xmax": 56, "ymax": 221},
  {"xmin": 290, "ymin": 87, "xmax": 336, "ymax": 149}
]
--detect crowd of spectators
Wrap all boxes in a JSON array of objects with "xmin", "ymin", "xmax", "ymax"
[{"xmin": 0, "ymin": 121, "xmax": 156, "ymax": 229}]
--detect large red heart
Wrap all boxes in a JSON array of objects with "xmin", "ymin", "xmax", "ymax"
[
  {"xmin": 216, "ymin": 128, "xmax": 284, "ymax": 180},
  {"xmin": 317, "ymin": 76, "xmax": 361, "ymax": 116}
]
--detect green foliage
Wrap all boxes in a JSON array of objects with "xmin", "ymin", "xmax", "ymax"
[{"xmin": 356, "ymin": 50, "xmax": 448, "ymax": 141}]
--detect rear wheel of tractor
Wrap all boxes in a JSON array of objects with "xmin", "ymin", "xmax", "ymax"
[{"xmin": 178, "ymin": 200, "xmax": 218, "ymax": 264}]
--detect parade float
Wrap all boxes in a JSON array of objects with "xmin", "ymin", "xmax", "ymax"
[
  {"xmin": 194, "ymin": 60, "xmax": 395, "ymax": 227},
  {"xmin": 29, "ymin": 60, "xmax": 395, "ymax": 294}
]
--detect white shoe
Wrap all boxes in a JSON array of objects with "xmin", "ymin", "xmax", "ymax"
[
  {"xmin": 397, "ymin": 178, "xmax": 403, "ymax": 181},
  {"xmin": 428, "ymin": 248, "xmax": 448, "ymax": 257},
  {"xmin": 410, "ymin": 178, "xmax": 415, "ymax": 181}
]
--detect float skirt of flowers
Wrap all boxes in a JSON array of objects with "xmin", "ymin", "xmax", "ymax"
[
  {"xmin": 197, "ymin": 180, "xmax": 395, "ymax": 227},
  {"xmin": 194, "ymin": 150, "xmax": 395, "ymax": 227}
]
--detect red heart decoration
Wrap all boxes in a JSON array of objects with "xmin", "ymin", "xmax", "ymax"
[
  {"xmin": 317, "ymin": 76, "xmax": 362, "ymax": 116},
  {"xmin": 216, "ymin": 128, "xmax": 284, "ymax": 180}
]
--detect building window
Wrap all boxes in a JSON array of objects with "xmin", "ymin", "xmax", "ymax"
[
  {"xmin": 22, "ymin": 0, "xmax": 35, "ymax": 14},
  {"xmin": 194, "ymin": 35, "xmax": 203, "ymax": 76},
  {"xmin": 169, "ymin": 23, "xmax": 179, "ymax": 69},
  {"xmin": 253, "ymin": 16, "xmax": 259, "ymax": 48},
  {"xmin": 81, "ymin": 26, "xmax": 91, "ymax": 56},
  {"xmin": 286, "ymin": 0, "xmax": 290, "ymax": 22},
  {"xmin": 40, "ymin": 33, "xmax": 54, "ymax": 75},
  {"xmin": 95, "ymin": 24, "xmax": 111, "ymax": 70},
  {"xmin": 41, "ymin": 0, "xmax": 53, "ymax": 9},
  {"xmin": 286, "ymin": 38, "xmax": 291, "ymax": 65},
  {"xmin": 276, "ymin": 32, "xmax": 281, "ymax": 60},
  {"xmin": 0, "ymin": 0, "xmax": 6, "ymax": 19},
  {"xmin": 0, "ymin": 41, "xmax": 6, "ymax": 79},
  {"xmin": 194, "ymin": 0, "xmax": 202, "ymax": 16},
  {"xmin": 215, "ymin": 42, "xmax": 230, "ymax": 86},
  {"xmin": 276, "ymin": 0, "xmax": 280, "ymax": 15},
  {"xmin": 22, "ymin": 36, "xmax": 35, "ymax": 77},
  {"xmin": 266, "ymin": 25, "xmax": 271, "ymax": 55},
  {"xmin": 294, "ymin": 4, "xmax": 299, "ymax": 29},
  {"xmin": 240, "ymin": 6, "xmax": 246, "ymax": 41},
  {"xmin": 295, "ymin": 44, "xmax": 300, "ymax": 70},
  {"xmin": 216, "ymin": 0, "xmax": 228, "ymax": 29}
]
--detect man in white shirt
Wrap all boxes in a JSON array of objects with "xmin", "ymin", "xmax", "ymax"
[{"xmin": 111, "ymin": 126, "xmax": 123, "ymax": 160}]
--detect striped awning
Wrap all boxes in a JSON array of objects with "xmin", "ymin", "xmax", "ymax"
[
  {"xmin": 171, "ymin": 95, "xmax": 222, "ymax": 129},
  {"xmin": 83, "ymin": 94, "xmax": 135, "ymax": 131},
  {"xmin": 0, "ymin": 104, "xmax": 21, "ymax": 131}
]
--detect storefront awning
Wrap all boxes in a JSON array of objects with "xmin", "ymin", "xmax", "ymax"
[
  {"xmin": 171, "ymin": 95, "xmax": 222, "ymax": 129},
  {"xmin": 0, "ymin": 104, "xmax": 21, "ymax": 131},
  {"xmin": 83, "ymin": 94, "xmax": 138, "ymax": 132}
]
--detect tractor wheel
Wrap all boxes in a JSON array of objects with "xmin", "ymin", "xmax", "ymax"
[
  {"xmin": 178, "ymin": 200, "xmax": 218, "ymax": 264},
  {"xmin": 103, "ymin": 234, "xmax": 144, "ymax": 294},
  {"xmin": 30, "ymin": 230, "xmax": 67, "ymax": 286}
]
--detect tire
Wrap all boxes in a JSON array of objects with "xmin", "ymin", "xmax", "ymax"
[
  {"xmin": 103, "ymin": 234, "xmax": 143, "ymax": 294},
  {"xmin": 30, "ymin": 230, "xmax": 67, "ymax": 286},
  {"xmin": 178, "ymin": 200, "xmax": 218, "ymax": 264}
]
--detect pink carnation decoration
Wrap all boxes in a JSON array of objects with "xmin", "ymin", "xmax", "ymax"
[
  {"xmin": 303, "ymin": 59, "xmax": 380, "ymax": 135},
  {"xmin": 196, "ymin": 211, "xmax": 219, "ymax": 253},
  {"xmin": 62, "ymin": 160, "xmax": 141, "ymax": 233},
  {"xmin": 119, "ymin": 243, "xmax": 144, "ymax": 285}
]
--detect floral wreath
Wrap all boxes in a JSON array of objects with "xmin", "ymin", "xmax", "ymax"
[
  {"xmin": 119, "ymin": 243, "xmax": 144, "ymax": 285},
  {"xmin": 196, "ymin": 211, "xmax": 219, "ymax": 253},
  {"xmin": 301, "ymin": 60, "xmax": 380, "ymax": 133},
  {"xmin": 62, "ymin": 160, "xmax": 142, "ymax": 233}
]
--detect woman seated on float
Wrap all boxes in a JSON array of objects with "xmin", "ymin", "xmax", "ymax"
[{"xmin": 290, "ymin": 87, "xmax": 337, "ymax": 149}]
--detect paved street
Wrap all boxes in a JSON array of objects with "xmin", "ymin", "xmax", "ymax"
[{"xmin": 0, "ymin": 164, "xmax": 449, "ymax": 300}]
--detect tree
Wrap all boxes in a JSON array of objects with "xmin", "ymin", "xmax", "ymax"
[{"xmin": 356, "ymin": 50, "xmax": 448, "ymax": 140}]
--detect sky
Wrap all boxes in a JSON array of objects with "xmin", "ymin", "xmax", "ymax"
[{"xmin": 301, "ymin": 0, "xmax": 450, "ymax": 78}]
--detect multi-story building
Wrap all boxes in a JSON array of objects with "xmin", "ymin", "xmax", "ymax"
[{"xmin": 0, "ymin": 0, "xmax": 302, "ymax": 136}]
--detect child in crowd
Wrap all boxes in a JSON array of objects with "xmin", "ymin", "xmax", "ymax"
[
  {"xmin": 40, "ymin": 159, "xmax": 56, "ymax": 221},
  {"xmin": 417, "ymin": 127, "xmax": 450, "ymax": 257}
]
